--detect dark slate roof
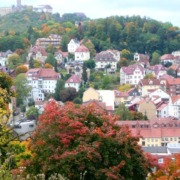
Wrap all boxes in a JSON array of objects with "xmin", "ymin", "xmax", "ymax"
[{"xmin": 142, "ymin": 146, "xmax": 167, "ymax": 153}]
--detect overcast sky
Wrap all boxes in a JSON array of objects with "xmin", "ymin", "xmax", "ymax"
[{"xmin": 1, "ymin": 0, "xmax": 180, "ymax": 27}]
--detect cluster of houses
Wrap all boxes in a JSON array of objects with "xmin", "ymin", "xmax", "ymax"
[{"xmin": 1, "ymin": 34, "xmax": 180, "ymax": 165}]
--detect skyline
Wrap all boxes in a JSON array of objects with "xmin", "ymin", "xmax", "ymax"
[{"xmin": 1, "ymin": 0, "xmax": 180, "ymax": 27}]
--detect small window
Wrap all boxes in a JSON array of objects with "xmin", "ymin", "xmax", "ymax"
[
  {"xmin": 158, "ymin": 158, "xmax": 164, "ymax": 164},
  {"xmin": 29, "ymin": 124, "xmax": 34, "ymax": 128}
]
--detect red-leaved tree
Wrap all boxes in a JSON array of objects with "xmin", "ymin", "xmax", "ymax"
[{"xmin": 26, "ymin": 100, "xmax": 153, "ymax": 179}]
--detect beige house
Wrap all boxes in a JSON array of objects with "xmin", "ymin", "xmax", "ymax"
[
  {"xmin": 138, "ymin": 79, "xmax": 161, "ymax": 97},
  {"xmin": 83, "ymin": 87, "xmax": 99, "ymax": 102},
  {"xmin": 83, "ymin": 87, "xmax": 115, "ymax": 110},
  {"xmin": 137, "ymin": 99, "xmax": 157, "ymax": 120}
]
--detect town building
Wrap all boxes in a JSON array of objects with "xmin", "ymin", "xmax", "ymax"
[
  {"xmin": 74, "ymin": 45, "xmax": 90, "ymax": 61},
  {"xmin": 26, "ymin": 68, "xmax": 60, "ymax": 101},
  {"xmin": 67, "ymin": 39, "xmax": 80, "ymax": 54},
  {"xmin": 120, "ymin": 64, "xmax": 145, "ymax": 85}
]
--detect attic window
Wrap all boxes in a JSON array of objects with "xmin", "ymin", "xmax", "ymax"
[{"xmin": 153, "ymin": 123, "xmax": 159, "ymax": 128}]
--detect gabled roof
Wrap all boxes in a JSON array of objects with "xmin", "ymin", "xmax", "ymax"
[
  {"xmin": 75, "ymin": 45, "xmax": 89, "ymax": 52},
  {"xmin": 29, "ymin": 46, "xmax": 48, "ymax": 56},
  {"xmin": 66, "ymin": 74, "xmax": 81, "ymax": 83},
  {"xmin": 160, "ymin": 54, "xmax": 174, "ymax": 60},
  {"xmin": 55, "ymin": 50, "xmax": 68, "ymax": 57},
  {"xmin": 139, "ymin": 79, "xmax": 160, "ymax": 86},
  {"xmin": 121, "ymin": 63, "xmax": 145, "ymax": 75},
  {"xmin": 27, "ymin": 68, "xmax": 59, "ymax": 80},
  {"xmin": 166, "ymin": 78, "xmax": 180, "ymax": 85},
  {"xmin": 171, "ymin": 95, "xmax": 180, "ymax": 103},
  {"xmin": 95, "ymin": 51, "xmax": 117, "ymax": 62}
]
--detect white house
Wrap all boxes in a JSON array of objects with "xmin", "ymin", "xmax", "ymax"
[
  {"xmin": 74, "ymin": 45, "xmax": 90, "ymax": 61},
  {"xmin": 54, "ymin": 50, "xmax": 68, "ymax": 64},
  {"xmin": 65, "ymin": 74, "xmax": 82, "ymax": 92},
  {"xmin": 160, "ymin": 54, "xmax": 175, "ymax": 65},
  {"xmin": 67, "ymin": 39, "xmax": 80, "ymax": 54},
  {"xmin": 28, "ymin": 46, "xmax": 48, "ymax": 63},
  {"xmin": 120, "ymin": 64, "xmax": 145, "ymax": 85},
  {"xmin": 0, "ymin": 50, "xmax": 13, "ymax": 66},
  {"xmin": 95, "ymin": 51, "xmax": 117, "ymax": 73},
  {"xmin": 172, "ymin": 50, "xmax": 180, "ymax": 57},
  {"xmin": 26, "ymin": 68, "xmax": 60, "ymax": 101},
  {"xmin": 168, "ymin": 96, "xmax": 180, "ymax": 119}
]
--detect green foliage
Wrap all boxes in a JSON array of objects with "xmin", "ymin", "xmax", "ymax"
[
  {"xmin": 115, "ymin": 103, "xmax": 132, "ymax": 120},
  {"xmin": 7, "ymin": 54, "xmax": 23, "ymax": 70},
  {"xmin": 84, "ymin": 60, "xmax": 96, "ymax": 69},
  {"xmin": 45, "ymin": 53, "xmax": 58, "ymax": 72},
  {"xmin": 26, "ymin": 106, "xmax": 39, "ymax": 120},
  {"xmin": 54, "ymin": 79, "xmax": 65, "ymax": 101},
  {"xmin": 167, "ymin": 68, "xmax": 177, "ymax": 77},
  {"xmin": 151, "ymin": 51, "xmax": 160, "ymax": 65},
  {"xmin": 59, "ymin": 87, "xmax": 77, "ymax": 102},
  {"xmin": 119, "ymin": 84, "xmax": 132, "ymax": 92},
  {"xmin": 144, "ymin": 73, "xmax": 155, "ymax": 79},
  {"xmin": 14, "ymin": 74, "xmax": 31, "ymax": 107}
]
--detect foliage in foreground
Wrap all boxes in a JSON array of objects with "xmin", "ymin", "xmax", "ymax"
[{"xmin": 26, "ymin": 100, "xmax": 153, "ymax": 179}]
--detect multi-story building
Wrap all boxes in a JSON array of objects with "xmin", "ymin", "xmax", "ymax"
[
  {"xmin": 166, "ymin": 78, "xmax": 180, "ymax": 96},
  {"xmin": 95, "ymin": 51, "xmax": 117, "ymax": 73},
  {"xmin": 116, "ymin": 117, "xmax": 180, "ymax": 147},
  {"xmin": 26, "ymin": 68, "xmax": 60, "ymax": 101},
  {"xmin": 35, "ymin": 34, "xmax": 62, "ymax": 49},
  {"xmin": 120, "ymin": 64, "xmax": 145, "ymax": 85}
]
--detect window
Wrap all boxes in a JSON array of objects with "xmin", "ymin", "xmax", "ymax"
[
  {"xmin": 158, "ymin": 158, "xmax": 164, "ymax": 164},
  {"xmin": 29, "ymin": 124, "xmax": 34, "ymax": 128}
]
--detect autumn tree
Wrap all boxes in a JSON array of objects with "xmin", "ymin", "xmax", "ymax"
[
  {"xmin": 15, "ymin": 65, "xmax": 28, "ymax": 75},
  {"xmin": 149, "ymin": 154, "xmax": 180, "ymax": 179},
  {"xmin": 7, "ymin": 53, "xmax": 23, "ymax": 69},
  {"xmin": 119, "ymin": 84, "xmax": 132, "ymax": 92},
  {"xmin": 26, "ymin": 101, "xmax": 153, "ymax": 179},
  {"xmin": 144, "ymin": 73, "xmax": 155, "ymax": 79}
]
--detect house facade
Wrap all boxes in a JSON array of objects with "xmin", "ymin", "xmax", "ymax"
[
  {"xmin": 67, "ymin": 39, "xmax": 80, "ymax": 53},
  {"xmin": 26, "ymin": 68, "xmax": 60, "ymax": 101},
  {"xmin": 116, "ymin": 118, "xmax": 180, "ymax": 147},
  {"xmin": 95, "ymin": 51, "xmax": 117, "ymax": 73},
  {"xmin": 28, "ymin": 46, "xmax": 48, "ymax": 63},
  {"xmin": 65, "ymin": 74, "xmax": 82, "ymax": 92},
  {"xmin": 138, "ymin": 79, "xmax": 161, "ymax": 97},
  {"xmin": 74, "ymin": 45, "xmax": 90, "ymax": 61},
  {"xmin": 120, "ymin": 64, "xmax": 145, "ymax": 85}
]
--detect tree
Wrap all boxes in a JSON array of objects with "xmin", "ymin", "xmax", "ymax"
[
  {"xmin": 26, "ymin": 101, "xmax": 152, "ymax": 179},
  {"xmin": 7, "ymin": 53, "xmax": 22, "ymax": 69},
  {"xmin": 151, "ymin": 51, "xmax": 160, "ymax": 65},
  {"xmin": 167, "ymin": 68, "xmax": 176, "ymax": 78},
  {"xmin": 14, "ymin": 74, "xmax": 31, "ymax": 107},
  {"xmin": 119, "ymin": 84, "xmax": 132, "ymax": 92},
  {"xmin": 44, "ymin": 63, "xmax": 53, "ymax": 69},
  {"xmin": 149, "ymin": 154, "xmax": 180, "ymax": 179},
  {"xmin": 82, "ymin": 63, "xmax": 88, "ymax": 84},
  {"xmin": 33, "ymin": 60, "xmax": 41, "ymax": 68},
  {"xmin": 26, "ymin": 106, "xmax": 39, "ymax": 120},
  {"xmin": 59, "ymin": 87, "xmax": 77, "ymax": 102},
  {"xmin": 115, "ymin": 103, "xmax": 132, "ymax": 120},
  {"xmin": 84, "ymin": 60, "xmax": 96, "ymax": 69},
  {"xmin": 15, "ymin": 65, "xmax": 28, "ymax": 75},
  {"xmin": 29, "ymin": 56, "xmax": 34, "ymax": 69},
  {"xmin": 54, "ymin": 79, "xmax": 65, "ymax": 101},
  {"xmin": 144, "ymin": 73, "xmax": 155, "ymax": 79},
  {"xmin": 121, "ymin": 49, "xmax": 132, "ymax": 60},
  {"xmin": 45, "ymin": 53, "xmax": 58, "ymax": 72}
]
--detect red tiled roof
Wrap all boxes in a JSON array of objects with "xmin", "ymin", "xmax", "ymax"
[
  {"xmin": 121, "ymin": 64, "xmax": 145, "ymax": 75},
  {"xmin": 160, "ymin": 54, "xmax": 174, "ymax": 60},
  {"xmin": 75, "ymin": 45, "xmax": 89, "ymax": 52},
  {"xmin": 27, "ymin": 68, "xmax": 59, "ymax": 80},
  {"xmin": 66, "ymin": 74, "xmax": 81, "ymax": 83},
  {"xmin": 166, "ymin": 78, "xmax": 180, "ymax": 85},
  {"xmin": 29, "ymin": 46, "xmax": 48, "ymax": 56},
  {"xmin": 171, "ymin": 95, "xmax": 180, "ymax": 103},
  {"xmin": 139, "ymin": 79, "xmax": 160, "ymax": 86}
]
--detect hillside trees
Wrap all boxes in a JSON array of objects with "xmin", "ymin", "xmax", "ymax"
[{"xmin": 26, "ymin": 101, "xmax": 153, "ymax": 179}]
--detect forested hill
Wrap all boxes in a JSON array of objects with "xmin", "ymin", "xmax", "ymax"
[{"xmin": 0, "ymin": 9, "xmax": 179, "ymax": 55}]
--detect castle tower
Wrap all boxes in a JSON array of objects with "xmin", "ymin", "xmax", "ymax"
[{"xmin": 17, "ymin": 0, "xmax": 21, "ymax": 7}]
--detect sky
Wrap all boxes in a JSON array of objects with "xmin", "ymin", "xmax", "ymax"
[{"xmin": 1, "ymin": 0, "xmax": 180, "ymax": 27}]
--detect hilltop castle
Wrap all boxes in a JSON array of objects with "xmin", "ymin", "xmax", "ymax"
[{"xmin": 0, "ymin": 0, "xmax": 52, "ymax": 16}]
